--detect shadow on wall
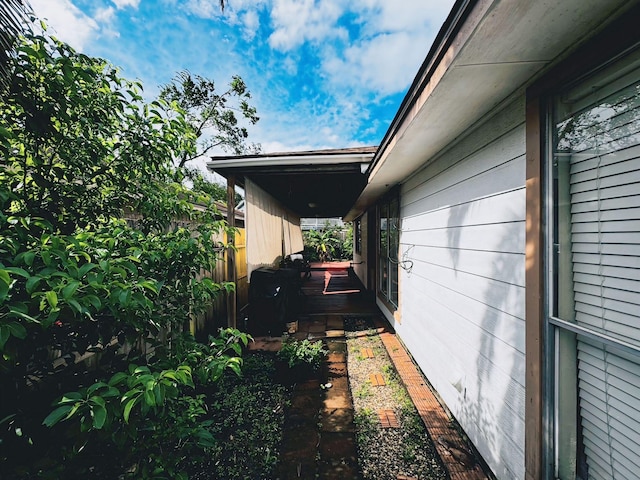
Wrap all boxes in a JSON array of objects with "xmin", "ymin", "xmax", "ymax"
[
  {"xmin": 446, "ymin": 201, "xmax": 470, "ymax": 274},
  {"xmin": 446, "ymin": 197, "xmax": 525, "ymax": 479}
]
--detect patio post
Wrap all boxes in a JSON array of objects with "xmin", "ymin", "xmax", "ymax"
[{"xmin": 226, "ymin": 174, "xmax": 237, "ymax": 328}]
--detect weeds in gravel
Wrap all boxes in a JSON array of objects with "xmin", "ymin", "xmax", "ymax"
[
  {"xmin": 354, "ymin": 408, "xmax": 378, "ymax": 445},
  {"xmin": 346, "ymin": 317, "xmax": 448, "ymax": 480},
  {"xmin": 354, "ymin": 382, "xmax": 373, "ymax": 399}
]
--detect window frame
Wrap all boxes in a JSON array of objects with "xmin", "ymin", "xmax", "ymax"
[
  {"xmin": 525, "ymin": 9, "xmax": 640, "ymax": 478},
  {"xmin": 377, "ymin": 187, "xmax": 400, "ymax": 310}
]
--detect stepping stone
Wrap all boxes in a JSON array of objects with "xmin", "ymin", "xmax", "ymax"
[
  {"xmin": 369, "ymin": 373, "xmax": 385, "ymax": 386},
  {"xmin": 321, "ymin": 407, "xmax": 354, "ymax": 433},
  {"xmin": 361, "ymin": 348, "xmax": 374, "ymax": 358},
  {"xmin": 325, "ymin": 329, "xmax": 345, "ymax": 338},
  {"xmin": 378, "ymin": 409, "xmax": 399, "ymax": 428}
]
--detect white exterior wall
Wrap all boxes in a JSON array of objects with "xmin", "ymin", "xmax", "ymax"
[{"xmin": 392, "ymin": 97, "xmax": 527, "ymax": 479}]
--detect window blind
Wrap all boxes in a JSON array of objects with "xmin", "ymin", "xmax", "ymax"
[{"xmin": 563, "ymin": 55, "xmax": 640, "ymax": 480}]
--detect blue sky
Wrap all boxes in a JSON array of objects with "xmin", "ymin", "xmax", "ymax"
[{"xmin": 30, "ymin": 0, "xmax": 454, "ymax": 155}]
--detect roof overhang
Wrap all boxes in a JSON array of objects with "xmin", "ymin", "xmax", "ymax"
[
  {"xmin": 208, "ymin": 147, "xmax": 376, "ymax": 218},
  {"xmin": 344, "ymin": 0, "xmax": 637, "ymax": 221}
]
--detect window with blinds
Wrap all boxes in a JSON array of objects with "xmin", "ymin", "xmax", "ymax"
[
  {"xmin": 551, "ymin": 47, "xmax": 640, "ymax": 479},
  {"xmin": 378, "ymin": 190, "xmax": 399, "ymax": 308}
]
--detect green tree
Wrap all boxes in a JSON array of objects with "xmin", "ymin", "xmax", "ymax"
[
  {"xmin": 160, "ymin": 71, "xmax": 260, "ymax": 168},
  {"xmin": 303, "ymin": 224, "xmax": 341, "ymax": 262},
  {"xmin": 303, "ymin": 223, "xmax": 353, "ymax": 262},
  {"xmin": 0, "ymin": 31, "xmax": 247, "ymax": 478},
  {"xmin": 186, "ymin": 167, "xmax": 243, "ymax": 204},
  {"xmin": 0, "ymin": 0, "xmax": 32, "ymax": 91}
]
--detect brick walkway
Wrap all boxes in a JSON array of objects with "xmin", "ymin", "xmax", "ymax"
[
  {"xmin": 248, "ymin": 266, "xmax": 490, "ymax": 480},
  {"xmin": 374, "ymin": 319, "xmax": 489, "ymax": 480}
]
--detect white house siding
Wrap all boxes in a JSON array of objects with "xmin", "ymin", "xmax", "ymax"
[{"xmin": 392, "ymin": 97, "xmax": 527, "ymax": 479}]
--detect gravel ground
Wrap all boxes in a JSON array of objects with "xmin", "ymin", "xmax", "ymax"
[{"xmin": 345, "ymin": 317, "xmax": 448, "ymax": 480}]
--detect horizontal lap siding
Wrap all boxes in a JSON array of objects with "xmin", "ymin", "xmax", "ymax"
[{"xmin": 396, "ymin": 98, "xmax": 526, "ymax": 479}]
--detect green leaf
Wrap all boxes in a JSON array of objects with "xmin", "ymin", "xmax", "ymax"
[
  {"xmin": 118, "ymin": 289, "xmax": 131, "ymax": 306},
  {"xmin": 25, "ymin": 275, "xmax": 41, "ymax": 294},
  {"xmin": 0, "ymin": 326, "xmax": 9, "ymax": 350},
  {"xmin": 6, "ymin": 322, "xmax": 26, "ymax": 339},
  {"xmin": 153, "ymin": 384, "xmax": 164, "ymax": 405},
  {"xmin": 22, "ymin": 251, "xmax": 36, "ymax": 267},
  {"xmin": 161, "ymin": 371, "xmax": 178, "ymax": 381},
  {"xmin": 123, "ymin": 396, "xmax": 140, "ymax": 423},
  {"xmin": 102, "ymin": 386, "xmax": 120, "ymax": 398},
  {"xmin": 108, "ymin": 372, "xmax": 128, "ymax": 386},
  {"xmin": 84, "ymin": 295, "xmax": 101, "ymax": 310},
  {"xmin": 4, "ymin": 267, "xmax": 30, "ymax": 278},
  {"xmin": 91, "ymin": 404, "xmax": 107, "ymax": 429},
  {"xmin": 8, "ymin": 309, "xmax": 40, "ymax": 324},
  {"xmin": 59, "ymin": 392, "xmax": 84, "ymax": 403},
  {"xmin": 67, "ymin": 299, "xmax": 83, "ymax": 313},
  {"xmin": 194, "ymin": 429, "xmax": 216, "ymax": 448},
  {"xmin": 0, "ymin": 270, "xmax": 10, "ymax": 285},
  {"xmin": 140, "ymin": 280, "xmax": 159, "ymax": 295},
  {"xmin": 45, "ymin": 290, "xmax": 58, "ymax": 309},
  {"xmin": 41, "ymin": 251, "xmax": 51, "ymax": 267},
  {"xmin": 133, "ymin": 366, "xmax": 151, "ymax": 375},
  {"xmin": 89, "ymin": 395, "xmax": 106, "ymax": 408},
  {"xmin": 62, "ymin": 280, "xmax": 80, "ymax": 300},
  {"xmin": 0, "ymin": 281, "xmax": 8, "ymax": 303},
  {"xmin": 87, "ymin": 382, "xmax": 109, "ymax": 395},
  {"xmin": 78, "ymin": 263, "xmax": 97, "ymax": 277},
  {"xmin": 43, "ymin": 405, "xmax": 74, "ymax": 427},
  {"xmin": 143, "ymin": 389, "xmax": 156, "ymax": 407}
]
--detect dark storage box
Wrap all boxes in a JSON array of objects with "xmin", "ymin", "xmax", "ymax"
[{"xmin": 248, "ymin": 267, "xmax": 302, "ymax": 335}]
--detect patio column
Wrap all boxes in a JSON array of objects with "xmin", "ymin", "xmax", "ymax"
[{"xmin": 226, "ymin": 174, "xmax": 237, "ymax": 329}]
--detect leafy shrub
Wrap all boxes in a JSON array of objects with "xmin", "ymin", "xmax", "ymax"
[
  {"xmin": 0, "ymin": 30, "xmax": 250, "ymax": 479},
  {"xmin": 277, "ymin": 337, "xmax": 328, "ymax": 370},
  {"xmin": 302, "ymin": 222, "xmax": 353, "ymax": 262}
]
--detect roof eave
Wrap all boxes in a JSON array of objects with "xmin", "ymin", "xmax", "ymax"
[{"xmin": 345, "ymin": 0, "xmax": 635, "ymax": 222}]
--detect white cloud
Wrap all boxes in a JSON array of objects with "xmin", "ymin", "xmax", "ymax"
[
  {"xmin": 260, "ymin": 140, "xmax": 316, "ymax": 153},
  {"xmin": 184, "ymin": 0, "xmax": 222, "ymax": 18},
  {"xmin": 319, "ymin": 1, "xmax": 453, "ymax": 96},
  {"xmin": 30, "ymin": 0, "xmax": 99, "ymax": 50},
  {"xmin": 268, "ymin": 0, "xmax": 347, "ymax": 51},
  {"xmin": 352, "ymin": 0, "xmax": 452, "ymax": 33},
  {"xmin": 95, "ymin": 6, "xmax": 116, "ymax": 23},
  {"xmin": 112, "ymin": 0, "xmax": 141, "ymax": 8},
  {"xmin": 241, "ymin": 9, "xmax": 259, "ymax": 40},
  {"xmin": 322, "ymin": 30, "xmax": 430, "ymax": 96}
]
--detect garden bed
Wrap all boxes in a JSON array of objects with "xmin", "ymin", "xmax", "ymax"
[{"xmin": 186, "ymin": 351, "xmax": 292, "ymax": 479}]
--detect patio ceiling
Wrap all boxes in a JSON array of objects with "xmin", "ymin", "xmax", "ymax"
[{"xmin": 208, "ymin": 147, "xmax": 376, "ymax": 218}]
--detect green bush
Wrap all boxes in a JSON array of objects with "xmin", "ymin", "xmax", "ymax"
[
  {"xmin": 277, "ymin": 337, "xmax": 328, "ymax": 370},
  {"xmin": 303, "ymin": 222, "xmax": 353, "ymax": 262},
  {"xmin": 0, "ymin": 30, "xmax": 250, "ymax": 478}
]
